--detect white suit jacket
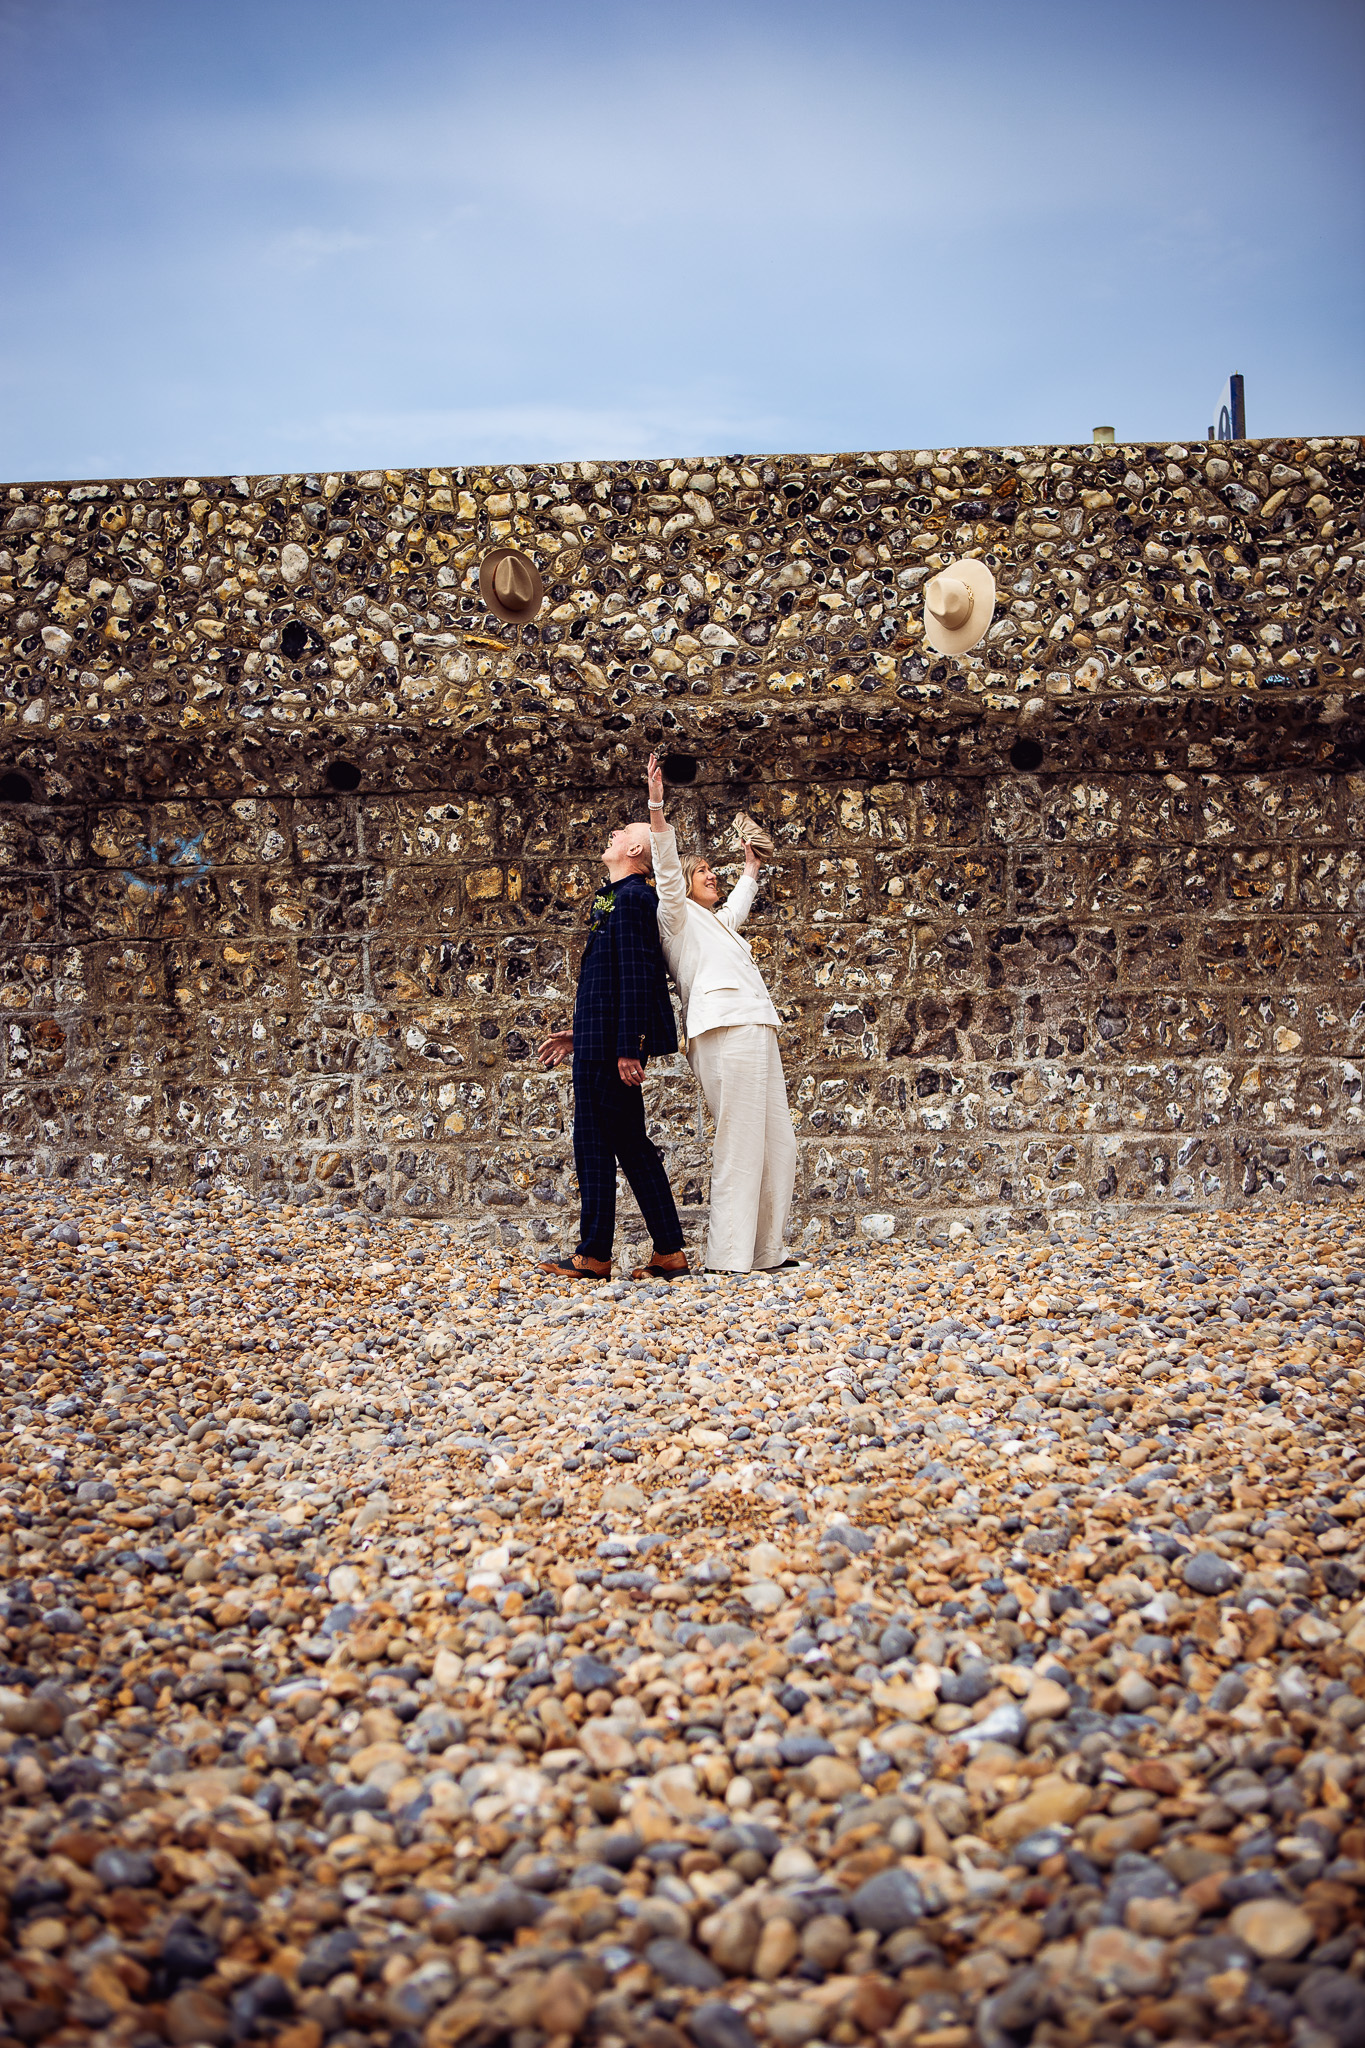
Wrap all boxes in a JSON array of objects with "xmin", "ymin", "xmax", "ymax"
[{"xmin": 652, "ymin": 824, "xmax": 780, "ymax": 1040}]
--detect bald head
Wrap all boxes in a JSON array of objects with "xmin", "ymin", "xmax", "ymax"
[{"xmin": 602, "ymin": 819, "xmax": 654, "ymax": 881}]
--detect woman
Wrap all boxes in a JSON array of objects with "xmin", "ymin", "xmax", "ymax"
[{"xmin": 646, "ymin": 752, "xmax": 798, "ymax": 1273}]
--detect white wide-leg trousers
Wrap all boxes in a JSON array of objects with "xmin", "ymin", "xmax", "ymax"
[{"xmin": 688, "ymin": 1022, "xmax": 797, "ymax": 1272}]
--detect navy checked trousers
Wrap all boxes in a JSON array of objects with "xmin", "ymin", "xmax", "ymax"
[{"xmin": 572, "ymin": 1057, "xmax": 683, "ymax": 1261}]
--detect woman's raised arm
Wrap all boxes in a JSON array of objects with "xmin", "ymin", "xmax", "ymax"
[
  {"xmin": 647, "ymin": 752, "xmax": 688, "ymax": 946},
  {"xmin": 716, "ymin": 839, "xmax": 761, "ymax": 933}
]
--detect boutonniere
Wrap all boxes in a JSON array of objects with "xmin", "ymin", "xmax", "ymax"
[{"xmin": 589, "ymin": 886, "xmax": 617, "ymax": 931}]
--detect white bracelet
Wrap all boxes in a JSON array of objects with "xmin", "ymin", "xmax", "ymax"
[{"xmin": 648, "ymin": 801, "xmax": 663, "ymax": 811}]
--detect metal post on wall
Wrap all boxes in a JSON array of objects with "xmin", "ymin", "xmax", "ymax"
[{"xmin": 1208, "ymin": 373, "xmax": 1246, "ymax": 440}]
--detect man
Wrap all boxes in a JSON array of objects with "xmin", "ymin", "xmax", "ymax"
[{"xmin": 536, "ymin": 816, "xmax": 689, "ymax": 1281}]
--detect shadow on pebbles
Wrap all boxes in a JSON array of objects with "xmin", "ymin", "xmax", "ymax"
[{"xmin": 1, "ymin": 1176, "xmax": 1364, "ymax": 2048}]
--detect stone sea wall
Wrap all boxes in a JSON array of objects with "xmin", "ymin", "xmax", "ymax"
[{"xmin": 1, "ymin": 436, "xmax": 1362, "ymax": 1248}]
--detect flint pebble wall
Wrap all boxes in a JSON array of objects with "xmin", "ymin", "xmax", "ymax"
[{"xmin": 1, "ymin": 436, "xmax": 1363, "ymax": 1250}]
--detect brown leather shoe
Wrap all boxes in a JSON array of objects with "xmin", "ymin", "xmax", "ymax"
[
  {"xmin": 539, "ymin": 1251, "xmax": 611, "ymax": 1280},
  {"xmin": 632, "ymin": 1249, "xmax": 690, "ymax": 1281}
]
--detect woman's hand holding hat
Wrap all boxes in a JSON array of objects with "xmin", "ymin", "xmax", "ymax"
[{"xmin": 734, "ymin": 811, "xmax": 775, "ymax": 859}]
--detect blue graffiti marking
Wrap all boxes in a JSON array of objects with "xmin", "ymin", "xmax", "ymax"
[{"xmin": 122, "ymin": 831, "xmax": 212, "ymax": 902}]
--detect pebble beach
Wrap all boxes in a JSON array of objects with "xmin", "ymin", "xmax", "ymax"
[{"xmin": 2, "ymin": 1181, "xmax": 1364, "ymax": 2048}]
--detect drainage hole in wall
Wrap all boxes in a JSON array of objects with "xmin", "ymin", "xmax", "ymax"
[
  {"xmin": 662, "ymin": 752, "xmax": 699, "ymax": 784},
  {"xmin": 1009, "ymin": 738, "xmax": 1044, "ymax": 772},
  {"xmin": 325, "ymin": 759, "xmax": 362, "ymax": 793},
  {"xmin": 0, "ymin": 772, "xmax": 33, "ymax": 803},
  {"xmin": 281, "ymin": 622, "xmax": 309, "ymax": 660}
]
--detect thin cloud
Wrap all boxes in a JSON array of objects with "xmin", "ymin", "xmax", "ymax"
[
  {"xmin": 263, "ymin": 227, "xmax": 374, "ymax": 269},
  {"xmin": 286, "ymin": 400, "xmax": 796, "ymax": 469},
  {"xmin": 147, "ymin": 46, "xmax": 1236, "ymax": 241}
]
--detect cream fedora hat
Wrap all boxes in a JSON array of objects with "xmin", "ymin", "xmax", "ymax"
[{"xmin": 923, "ymin": 557, "xmax": 996, "ymax": 655}]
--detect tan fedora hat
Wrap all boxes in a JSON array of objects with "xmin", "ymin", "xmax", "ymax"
[
  {"xmin": 923, "ymin": 557, "xmax": 996, "ymax": 655},
  {"xmin": 479, "ymin": 547, "xmax": 544, "ymax": 626}
]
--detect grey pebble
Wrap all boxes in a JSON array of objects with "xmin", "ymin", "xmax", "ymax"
[
  {"xmin": 1207, "ymin": 1671, "xmax": 1248, "ymax": 1712},
  {"xmin": 93, "ymin": 1846, "xmax": 157, "ymax": 1889},
  {"xmin": 1299, "ymin": 1968, "xmax": 1365, "ymax": 2048},
  {"xmin": 571, "ymin": 1652, "xmax": 622, "ymax": 1692},
  {"xmin": 296, "ymin": 1927, "xmax": 359, "ymax": 1986},
  {"xmin": 849, "ymin": 1867, "xmax": 925, "ymax": 1933},
  {"xmin": 40, "ymin": 1607, "xmax": 85, "ymax": 1634},
  {"xmin": 444, "ymin": 1883, "xmax": 544, "ymax": 1938},
  {"xmin": 938, "ymin": 1659, "xmax": 993, "ymax": 1706},
  {"xmin": 778, "ymin": 1732, "xmax": 835, "ymax": 1765},
  {"xmin": 645, "ymin": 1936, "xmax": 725, "ymax": 1990},
  {"xmin": 1013, "ymin": 1827, "xmax": 1072, "ymax": 1868},
  {"xmin": 158, "ymin": 1917, "xmax": 220, "ymax": 1985},
  {"xmin": 978, "ymin": 1969, "xmax": 1051, "ymax": 2048},
  {"xmin": 969, "ymin": 1702, "xmax": 1029, "ymax": 1749},
  {"xmin": 689, "ymin": 2004, "xmax": 759, "ymax": 2048},
  {"xmin": 1182, "ymin": 1551, "xmax": 1240, "ymax": 1595}
]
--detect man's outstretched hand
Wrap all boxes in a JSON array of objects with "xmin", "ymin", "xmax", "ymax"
[
  {"xmin": 537, "ymin": 1030, "xmax": 573, "ymax": 1068},
  {"xmin": 617, "ymin": 1057, "xmax": 645, "ymax": 1087}
]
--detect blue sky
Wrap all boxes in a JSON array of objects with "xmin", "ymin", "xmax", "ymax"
[{"xmin": 0, "ymin": 0, "xmax": 1361, "ymax": 479}]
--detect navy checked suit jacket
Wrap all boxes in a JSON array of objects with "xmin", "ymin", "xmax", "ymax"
[{"xmin": 572, "ymin": 872, "xmax": 679, "ymax": 1062}]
